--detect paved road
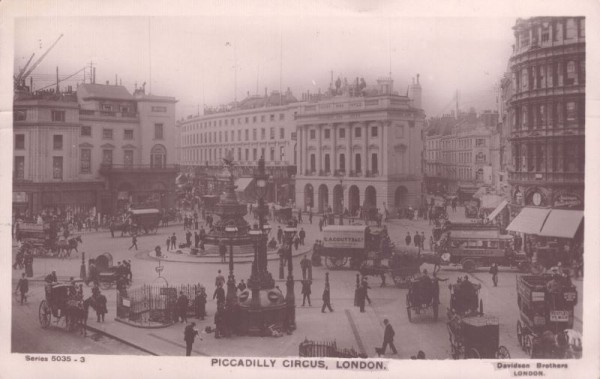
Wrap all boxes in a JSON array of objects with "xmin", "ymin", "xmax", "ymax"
[
  {"xmin": 11, "ymin": 207, "xmax": 583, "ymax": 358},
  {"xmin": 11, "ymin": 284, "xmax": 147, "ymax": 355}
]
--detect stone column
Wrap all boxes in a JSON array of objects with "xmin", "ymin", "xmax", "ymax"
[
  {"xmin": 347, "ymin": 123, "xmax": 353, "ymax": 173},
  {"xmin": 298, "ymin": 126, "xmax": 303, "ymax": 175},
  {"xmin": 363, "ymin": 123, "xmax": 368, "ymax": 175},
  {"xmin": 332, "ymin": 123, "xmax": 337, "ymax": 173},
  {"xmin": 317, "ymin": 125, "xmax": 322, "ymax": 174},
  {"xmin": 380, "ymin": 122, "xmax": 385, "ymax": 176}
]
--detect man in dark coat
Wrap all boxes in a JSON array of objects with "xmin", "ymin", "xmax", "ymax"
[
  {"xmin": 301, "ymin": 280, "xmax": 312, "ymax": 306},
  {"xmin": 414, "ymin": 232, "xmax": 421, "ymax": 248},
  {"xmin": 300, "ymin": 255, "xmax": 312, "ymax": 280},
  {"xmin": 184, "ymin": 322, "xmax": 199, "ymax": 356},
  {"xmin": 380, "ymin": 319, "xmax": 398, "ymax": 355},
  {"xmin": 170, "ymin": 233, "xmax": 177, "ymax": 250},
  {"xmin": 321, "ymin": 284, "xmax": 333, "ymax": 313},
  {"xmin": 277, "ymin": 226, "xmax": 283, "ymax": 245},
  {"xmin": 405, "ymin": 232, "xmax": 412, "ymax": 246},
  {"xmin": 213, "ymin": 283, "xmax": 225, "ymax": 308},
  {"xmin": 94, "ymin": 290, "xmax": 108, "ymax": 322},
  {"xmin": 186, "ymin": 230, "xmax": 192, "ymax": 247},
  {"xmin": 129, "ymin": 234, "xmax": 138, "ymax": 250},
  {"xmin": 194, "ymin": 231, "xmax": 200, "ymax": 248},
  {"xmin": 490, "ymin": 263, "xmax": 499, "ymax": 287},
  {"xmin": 15, "ymin": 273, "xmax": 29, "ymax": 304},
  {"xmin": 166, "ymin": 236, "xmax": 171, "ymax": 251},
  {"xmin": 219, "ymin": 240, "xmax": 227, "ymax": 263},
  {"xmin": 195, "ymin": 287, "xmax": 207, "ymax": 320},
  {"xmin": 299, "ymin": 228, "xmax": 306, "ymax": 245},
  {"xmin": 176, "ymin": 291, "xmax": 189, "ymax": 323}
]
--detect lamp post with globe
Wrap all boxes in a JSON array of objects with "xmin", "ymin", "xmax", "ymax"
[{"xmin": 283, "ymin": 226, "xmax": 297, "ymax": 330}]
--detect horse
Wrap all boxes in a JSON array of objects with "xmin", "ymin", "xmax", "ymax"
[
  {"xmin": 56, "ymin": 236, "xmax": 83, "ymax": 258},
  {"xmin": 64, "ymin": 297, "xmax": 92, "ymax": 336},
  {"xmin": 112, "ymin": 222, "xmax": 131, "ymax": 237}
]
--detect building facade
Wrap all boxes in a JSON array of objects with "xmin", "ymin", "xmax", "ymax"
[
  {"xmin": 424, "ymin": 112, "xmax": 497, "ymax": 200},
  {"xmin": 177, "ymin": 89, "xmax": 299, "ymax": 204},
  {"xmin": 505, "ymin": 17, "xmax": 585, "ymax": 213},
  {"xmin": 295, "ymin": 77, "xmax": 425, "ymax": 214},
  {"xmin": 13, "ymin": 82, "xmax": 178, "ymax": 217}
]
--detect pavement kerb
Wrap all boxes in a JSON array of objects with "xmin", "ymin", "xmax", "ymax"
[
  {"xmin": 83, "ymin": 322, "xmax": 160, "ymax": 356},
  {"xmin": 143, "ymin": 245, "xmax": 313, "ymax": 264}
]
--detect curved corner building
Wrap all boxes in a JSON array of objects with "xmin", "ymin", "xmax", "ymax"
[{"xmin": 505, "ymin": 17, "xmax": 585, "ymax": 254}]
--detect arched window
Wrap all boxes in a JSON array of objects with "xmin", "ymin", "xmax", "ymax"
[{"xmin": 151, "ymin": 144, "xmax": 167, "ymax": 168}]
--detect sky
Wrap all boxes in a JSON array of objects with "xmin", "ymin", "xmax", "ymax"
[{"xmin": 14, "ymin": 15, "xmax": 516, "ymax": 119}]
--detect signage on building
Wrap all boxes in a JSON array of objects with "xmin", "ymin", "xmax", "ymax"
[
  {"xmin": 322, "ymin": 227, "xmax": 366, "ymax": 249},
  {"xmin": 13, "ymin": 192, "xmax": 28, "ymax": 203},
  {"xmin": 554, "ymin": 193, "xmax": 582, "ymax": 208}
]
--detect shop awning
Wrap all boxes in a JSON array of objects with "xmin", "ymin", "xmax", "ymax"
[
  {"xmin": 486, "ymin": 199, "xmax": 508, "ymax": 222},
  {"xmin": 539, "ymin": 210, "xmax": 583, "ymax": 239},
  {"xmin": 506, "ymin": 207, "xmax": 550, "ymax": 234},
  {"xmin": 234, "ymin": 177, "xmax": 254, "ymax": 192}
]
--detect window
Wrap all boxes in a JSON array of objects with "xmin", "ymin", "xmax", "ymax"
[
  {"xmin": 261, "ymin": 148, "xmax": 265, "ymax": 159},
  {"xmin": 566, "ymin": 102, "xmax": 577, "ymax": 125},
  {"xmin": 279, "ymin": 113, "xmax": 285, "ymax": 120},
  {"xmin": 124, "ymin": 129, "xmax": 134, "ymax": 140},
  {"xmin": 261, "ymin": 128, "xmax": 266, "ymax": 140},
  {"xmin": 371, "ymin": 126, "xmax": 378, "ymax": 137},
  {"xmin": 253, "ymin": 129, "xmax": 257, "ymax": 141},
  {"xmin": 245, "ymin": 129, "xmax": 249, "ymax": 141},
  {"xmin": 280, "ymin": 146, "xmax": 285, "ymax": 160},
  {"xmin": 253, "ymin": 116, "xmax": 257, "ymax": 123},
  {"xmin": 53, "ymin": 135, "xmax": 63, "ymax": 150},
  {"xmin": 324, "ymin": 154, "xmax": 330, "ymax": 172},
  {"xmin": 53, "ymin": 157, "xmax": 63, "ymax": 179},
  {"xmin": 566, "ymin": 61, "xmax": 576, "ymax": 85},
  {"xmin": 270, "ymin": 114, "xmax": 275, "ymax": 121},
  {"xmin": 245, "ymin": 117, "xmax": 249, "ymax": 124},
  {"xmin": 151, "ymin": 144, "xmax": 167, "ymax": 168},
  {"xmin": 371, "ymin": 153, "xmax": 378, "ymax": 173},
  {"xmin": 270, "ymin": 148, "xmax": 275, "ymax": 161},
  {"xmin": 238, "ymin": 130, "xmax": 241, "ymax": 141},
  {"xmin": 355, "ymin": 127, "xmax": 362, "ymax": 138},
  {"xmin": 339, "ymin": 128, "xmax": 345, "ymax": 138},
  {"xmin": 521, "ymin": 69, "xmax": 528, "ymax": 91},
  {"xmin": 253, "ymin": 148, "xmax": 257, "ymax": 161},
  {"xmin": 154, "ymin": 123, "xmax": 164, "ymax": 139},
  {"xmin": 566, "ymin": 18, "xmax": 577, "ymax": 39},
  {"xmin": 280, "ymin": 128, "xmax": 285, "ymax": 139},
  {"xmin": 80, "ymin": 148, "xmax": 91, "ymax": 173},
  {"xmin": 339, "ymin": 153, "xmax": 346, "ymax": 171},
  {"xmin": 396, "ymin": 125, "xmax": 404, "ymax": 138},
  {"xmin": 324, "ymin": 129, "xmax": 330, "ymax": 139},
  {"xmin": 261, "ymin": 115, "xmax": 265, "ymax": 122},
  {"xmin": 151, "ymin": 106, "xmax": 167, "ymax": 112},
  {"xmin": 541, "ymin": 26, "xmax": 550, "ymax": 42},
  {"xmin": 219, "ymin": 131, "xmax": 222, "ymax": 142},
  {"xmin": 101, "ymin": 104, "xmax": 112, "ymax": 111},
  {"xmin": 270, "ymin": 127, "xmax": 275, "ymax": 140},
  {"xmin": 51, "ymin": 110, "xmax": 66, "ymax": 122},
  {"xmin": 14, "ymin": 156, "xmax": 24, "ymax": 179},
  {"xmin": 81, "ymin": 126, "xmax": 91, "ymax": 136},
  {"xmin": 237, "ymin": 148, "xmax": 242, "ymax": 161},
  {"xmin": 309, "ymin": 130, "xmax": 316, "ymax": 139},
  {"xmin": 102, "ymin": 149, "xmax": 113, "ymax": 165},
  {"xmin": 101, "ymin": 129, "xmax": 113, "ymax": 141},
  {"xmin": 355, "ymin": 154, "xmax": 362, "ymax": 173},
  {"xmin": 124, "ymin": 150, "xmax": 133, "ymax": 167},
  {"xmin": 475, "ymin": 139, "xmax": 486, "ymax": 147},
  {"xmin": 310, "ymin": 154, "xmax": 316, "ymax": 172},
  {"xmin": 14, "ymin": 109, "xmax": 26, "ymax": 121},
  {"xmin": 231, "ymin": 130, "xmax": 234, "ymax": 141},
  {"xmin": 15, "ymin": 134, "xmax": 25, "ymax": 150},
  {"xmin": 245, "ymin": 149, "xmax": 249, "ymax": 161}
]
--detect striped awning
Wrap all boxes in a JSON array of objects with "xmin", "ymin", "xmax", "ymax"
[
  {"xmin": 539, "ymin": 210, "xmax": 583, "ymax": 239},
  {"xmin": 506, "ymin": 207, "xmax": 550, "ymax": 234}
]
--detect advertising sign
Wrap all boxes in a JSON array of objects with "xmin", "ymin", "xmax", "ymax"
[{"xmin": 322, "ymin": 227, "xmax": 366, "ymax": 249}]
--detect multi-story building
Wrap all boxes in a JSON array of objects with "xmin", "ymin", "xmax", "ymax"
[
  {"xmin": 295, "ymin": 76, "xmax": 425, "ymax": 214},
  {"xmin": 503, "ymin": 17, "xmax": 585, "ymax": 251},
  {"xmin": 424, "ymin": 111, "xmax": 497, "ymax": 200},
  {"xmin": 177, "ymin": 89, "xmax": 299, "ymax": 204},
  {"xmin": 12, "ymin": 81, "xmax": 178, "ymax": 217}
]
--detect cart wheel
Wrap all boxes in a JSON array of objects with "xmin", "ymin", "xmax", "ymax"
[
  {"xmin": 100, "ymin": 281, "xmax": 112, "ymax": 290},
  {"xmin": 516, "ymin": 321, "xmax": 523, "ymax": 347},
  {"xmin": 432, "ymin": 302, "xmax": 439, "ymax": 321},
  {"xmin": 495, "ymin": 346, "xmax": 510, "ymax": 359},
  {"xmin": 39, "ymin": 300, "xmax": 51, "ymax": 329},
  {"xmin": 465, "ymin": 348, "xmax": 480, "ymax": 359},
  {"xmin": 406, "ymin": 294, "xmax": 412, "ymax": 322}
]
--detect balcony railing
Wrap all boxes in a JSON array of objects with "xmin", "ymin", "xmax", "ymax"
[
  {"xmin": 508, "ymin": 171, "xmax": 584, "ymax": 184},
  {"xmin": 79, "ymin": 110, "xmax": 139, "ymax": 119},
  {"xmin": 99, "ymin": 163, "xmax": 179, "ymax": 173}
]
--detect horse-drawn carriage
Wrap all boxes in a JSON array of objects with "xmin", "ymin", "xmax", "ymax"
[
  {"xmin": 110, "ymin": 208, "xmax": 161, "ymax": 236},
  {"xmin": 359, "ymin": 250, "xmax": 422, "ymax": 288},
  {"xmin": 318, "ymin": 225, "xmax": 392, "ymax": 270},
  {"xmin": 273, "ymin": 206, "xmax": 293, "ymax": 224},
  {"xmin": 516, "ymin": 274, "xmax": 581, "ymax": 358},
  {"xmin": 446, "ymin": 279, "xmax": 510, "ymax": 359},
  {"xmin": 39, "ymin": 281, "xmax": 86, "ymax": 333},
  {"xmin": 405, "ymin": 274, "xmax": 440, "ymax": 321},
  {"xmin": 87, "ymin": 252, "xmax": 130, "ymax": 290},
  {"xmin": 19, "ymin": 222, "xmax": 82, "ymax": 258}
]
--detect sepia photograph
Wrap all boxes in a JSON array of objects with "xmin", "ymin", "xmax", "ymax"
[{"xmin": 2, "ymin": 1, "xmax": 598, "ymax": 378}]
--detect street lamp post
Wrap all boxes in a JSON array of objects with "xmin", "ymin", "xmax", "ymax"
[
  {"xmin": 225, "ymin": 225, "xmax": 238, "ymax": 307},
  {"xmin": 283, "ymin": 226, "xmax": 297, "ymax": 331}
]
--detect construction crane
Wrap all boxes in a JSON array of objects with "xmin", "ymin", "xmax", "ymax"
[
  {"xmin": 14, "ymin": 53, "xmax": 35, "ymax": 86},
  {"xmin": 15, "ymin": 33, "xmax": 63, "ymax": 89}
]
